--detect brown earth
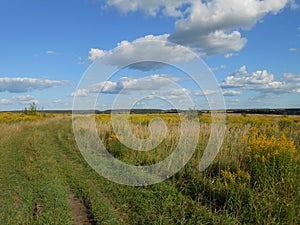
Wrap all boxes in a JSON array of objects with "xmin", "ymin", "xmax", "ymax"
[{"xmin": 68, "ymin": 192, "xmax": 91, "ymax": 225}]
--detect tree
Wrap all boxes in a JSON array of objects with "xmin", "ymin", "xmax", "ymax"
[
  {"xmin": 29, "ymin": 102, "xmax": 37, "ymax": 115},
  {"xmin": 23, "ymin": 102, "xmax": 37, "ymax": 115},
  {"xmin": 184, "ymin": 107, "xmax": 199, "ymax": 120}
]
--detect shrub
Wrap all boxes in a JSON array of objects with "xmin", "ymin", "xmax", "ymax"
[{"xmin": 244, "ymin": 127, "xmax": 298, "ymax": 189}]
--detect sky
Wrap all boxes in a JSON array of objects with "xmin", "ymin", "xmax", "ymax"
[{"xmin": 0, "ymin": 0, "xmax": 300, "ymax": 111}]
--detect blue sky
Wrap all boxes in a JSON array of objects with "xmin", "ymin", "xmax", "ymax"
[{"xmin": 0, "ymin": 0, "xmax": 299, "ymax": 110}]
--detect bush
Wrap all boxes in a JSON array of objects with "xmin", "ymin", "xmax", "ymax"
[{"xmin": 244, "ymin": 127, "xmax": 298, "ymax": 189}]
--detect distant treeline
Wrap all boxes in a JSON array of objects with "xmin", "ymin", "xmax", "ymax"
[
  {"xmin": 227, "ymin": 108, "xmax": 300, "ymax": 115},
  {"xmin": 3, "ymin": 108, "xmax": 300, "ymax": 115},
  {"xmin": 49, "ymin": 108, "xmax": 300, "ymax": 115}
]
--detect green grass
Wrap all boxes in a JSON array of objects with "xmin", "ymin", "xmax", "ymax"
[{"xmin": 0, "ymin": 114, "xmax": 299, "ymax": 224}]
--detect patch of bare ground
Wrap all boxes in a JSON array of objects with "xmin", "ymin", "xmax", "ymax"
[
  {"xmin": 33, "ymin": 200, "xmax": 43, "ymax": 220},
  {"xmin": 68, "ymin": 192, "xmax": 95, "ymax": 225}
]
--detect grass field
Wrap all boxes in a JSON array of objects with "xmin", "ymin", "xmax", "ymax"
[{"xmin": 0, "ymin": 112, "xmax": 299, "ymax": 224}]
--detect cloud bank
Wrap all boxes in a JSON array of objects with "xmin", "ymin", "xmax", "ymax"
[{"xmin": 0, "ymin": 77, "xmax": 67, "ymax": 93}]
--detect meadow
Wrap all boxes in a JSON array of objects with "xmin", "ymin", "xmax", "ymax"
[{"xmin": 0, "ymin": 112, "xmax": 299, "ymax": 224}]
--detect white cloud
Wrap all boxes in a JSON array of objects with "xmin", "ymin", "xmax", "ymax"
[
  {"xmin": 221, "ymin": 66, "xmax": 300, "ymax": 95},
  {"xmin": 46, "ymin": 50, "xmax": 56, "ymax": 55},
  {"xmin": 210, "ymin": 64, "xmax": 226, "ymax": 71},
  {"xmin": 169, "ymin": 88, "xmax": 191, "ymax": 96},
  {"xmin": 91, "ymin": 74, "xmax": 183, "ymax": 94},
  {"xmin": 164, "ymin": 88, "xmax": 191, "ymax": 100},
  {"xmin": 225, "ymin": 98, "xmax": 240, "ymax": 107},
  {"xmin": 174, "ymin": 0, "xmax": 290, "ymax": 33},
  {"xmin": 145, "ymin": 95, "xmax": 156, "ymax": 100},
  {"xmin": 0, "ymin": 77, "xmax": 67, "ymax": 93},
  {"xmin": 222, "ymin": 90, "xmax": 242, "ymax": 96},
  {"xmin": 19, "ymin": 99, "xmax": 39, "ymax": 105},
  {"xmin": 0, "ymin": 98, "xmax": 12, "ymax": 105},
  {"xmin": 148, "ymin": 88, "xmax": 226, "ymax": 99},
  {"xmin": 104, "ymin": 1, "xmax": 293, "ymax": 57},
  {"xmin": 224, "ymin": 53, "xmax": 238, "ymax": 58},
  {"xmin": 77, "ymin": 57, "xmax": 87, "ymax": 65},
  {"xmin": 250, "ymin": 93, "xmax": 281, "ymax": 101},
  {"xmin": 221, "ymin": 66, "xmax": 274, "ymax": 88},
  {"xmin": 169, "ymin": 0, "xmax": 291, "ymax": 55},
  {"xmin": 289, "ymin": 0, "xmax": 299, "ymax": 9},
  {"xmin": 91, "ymin": 81, "xmax": 119, "ymax": 93},
  {"xmin": 288, "ymin": 47, "xmax": 297, "ymax": 51},
  {"xmin": 105, "ymin": 0, "xmax": 190, "ymax": 17},
  {"xmin": 203, "ymin": 90, "xmax": 220, "ymax": 95},
  {"xmin": 70, "ymin": 89, "xmax": 89, "ymax": 97},
  {"xmin": 135, "ymin": 101, "xmax": 146, "ymax": 106},
  {"xmin": 283, "ymin": 73, "xmax": 300, "ymax": 83},
  {"xmin": 52, "ymin": 99, "xmax": 64, "ymax": 103},
  {"xmin": 106, "ymin": 0, "xmax": 296, "ymax": 18},
  {"xmin": 0, "ymin": 95, "xmax": 39, "ymax": 106},
  {"xmin": 190, "ymin": 89, "xmax": 221, "ymax": 96},
  {"xmin": 88, "ymin": 48, "xmax": 107, "ymax": 61},
  {"xmin": 13, "ymin": 95, "xmax": 34, "ymax": 101},
  {"xmin": 88, "ymin": 34, "xmax": 196, "ymax": 70}
]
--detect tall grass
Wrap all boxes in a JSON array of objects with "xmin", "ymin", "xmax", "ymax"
[
  {"xmin": 93, "ymin": 113, "xmax": 300, "ymax": 224},
  {"xmin": 0, "ymin": 113, "xmax": 299, "ymax": 224}
]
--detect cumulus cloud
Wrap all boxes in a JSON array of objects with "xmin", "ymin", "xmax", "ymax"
[
  {"xmin": 88, "ymin": 48, "xmax": 107, "ymax": 61},
  {"xmin": 105, "ymin": 0, "xmax": 293, "ymax": 56},
  {"xmin": 169, "ymin": 0, "xmax": 291, "ymax": 55},
  {"xmin": 90, "ymin": 74, "xmax": 183, "ymax": 94},
  {"xmin": 13, "ymin": 95, "xmax": 34, "ymax": 101},
  {"xmin": 88, "ymin": 34, "xmax": 196, "ymax": 71},
  {"xmin": 70, "ymin": 89, "xmax": 89, "ymax": 97},
  {"xmin": 221, "ymin": 66, "xmax": 271, "ymax": 88},
  {"xmin": 170, "ymin": 25, "xmax": 247, "ymax": 55},
  {"xmin": 221, "ymin": 66, "xmax": 300, "ymax": 95},
  {"xmin": 105, "ymin": 0, "xmax": 190, "ymax": 17},
  {"xmin": 0, "ymin": 95, "xmax": 39, "ymax": 106},
  {"xmin": 0, "ymin": 77, "xmax": 67, "ymax": 93}
]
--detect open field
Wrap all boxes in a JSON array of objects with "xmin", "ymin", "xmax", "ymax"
[{"xmin": 0, "ymin": 112, "xmax": 299, "ymax": 224}]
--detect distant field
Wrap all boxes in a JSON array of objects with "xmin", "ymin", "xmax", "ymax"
[{"xmin": 0, "ymin": 113, "xmax": 299, "ymax": 224}]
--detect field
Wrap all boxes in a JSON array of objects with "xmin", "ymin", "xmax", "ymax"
[{"xmin": 0, "ymin": 112, "xmax": 299, "ymax": 224}]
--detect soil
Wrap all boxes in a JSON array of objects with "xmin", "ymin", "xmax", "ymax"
[{"xmin": 68, "ymin": 192, "xmax": 91, "ymax": 225}]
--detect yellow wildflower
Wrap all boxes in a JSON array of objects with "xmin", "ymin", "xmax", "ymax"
[{"xmin": 224, "ymin": 181, "xmax": 229, "ymax": 190}]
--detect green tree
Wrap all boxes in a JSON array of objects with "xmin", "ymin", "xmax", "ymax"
[{"xmin": 23, "ymin": 102, "xmax": 37, "ymax": 115}]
